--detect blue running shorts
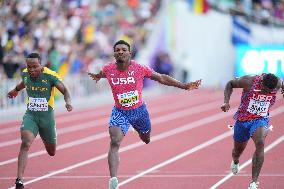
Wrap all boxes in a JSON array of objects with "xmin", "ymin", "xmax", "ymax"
[
  {"xmin": 109, "ymin": 103, "xmax": 151, "ymax": 135},
  {"xmin": 233, "ymin": 117, "xmax": 269, "ymax": 142}
]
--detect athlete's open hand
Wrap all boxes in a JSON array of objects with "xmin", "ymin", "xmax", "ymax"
[
  {"xmin": 184, "ymin": 79, "xmax": 202, "ymax": 90},
  {"xmin": 88, "ymin": 72, "xmax": 101, "ymax": 83},
  {"xmin": 65, "ymin": 103, "xmax": 73, "ymax": 112},
  {"xmin": 7, "ymin": 89, "xmax": 18, "ymax": 98},
  {"xmin": 221, "ymin": 103, "xmax": 230, "ymax": 112}
]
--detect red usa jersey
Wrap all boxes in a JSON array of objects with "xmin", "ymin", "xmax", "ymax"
[
  {"xmin": 234, "ymin": 74, "xmax": 277, "ymax": 121},
  {"xmin": 103, "ymin": 60, "xmax": 153, "ymax": 110}
]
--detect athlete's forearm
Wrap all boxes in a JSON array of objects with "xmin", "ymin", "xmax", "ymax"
[
  {"xmin": 158, "ymin": 74, "xmax": 185, "ymax": 89},
  {"xmin": 15, "ymin": 81, "xmax": 25, "ymax": 92},
  {"xmin": 224, "ymin": 80, "xmax": 233, "ymax": 103},
  {"xmin": 55, "ymin": 81, "xmax": 72, "ymax": 104},
  {"xmin": 63, "ymin": 89, "xmax": 72, "ymax": 104}
]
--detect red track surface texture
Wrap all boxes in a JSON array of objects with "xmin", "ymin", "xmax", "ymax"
[{"xmin": 0, "ymin": 89, "xmax": 283, "ymax": 189}]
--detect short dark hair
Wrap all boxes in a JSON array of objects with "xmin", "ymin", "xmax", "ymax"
[
  {"xmin": 262, "ymin": 73, "xmax": 278, "ymax": 89},
  {"xmin": 113, "ymin": 40, "xmax": 130, "ymax": 51},
  {"xmin": 27, "ymin": 52, "xmax": 41, "ymax": 64}
]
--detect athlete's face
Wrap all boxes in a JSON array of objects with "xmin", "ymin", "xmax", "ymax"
[
  {"xmin": 114, "ymin": 44, "xmax": 131, "ymax": 64},
  {"xmin": 26, "ymin": 58, "xmax": 42, "ymax": 78}
]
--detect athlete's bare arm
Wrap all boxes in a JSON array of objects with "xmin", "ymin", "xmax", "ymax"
[
  {"xmin": 7, "ymin": 80, "xmax": 26, "ymax": 98},
  {"xmin": 55, "ymin": 81, "xmax": 73, "ymax": 112},
  {"xmin": 88, "ymin": 71, "xmax": 106, "ymax": 83},
  {"xmin": 150, "ymin": 71, "xmax": 201, "ymax": 90},
  {"xmin": 278, "ymin": 78, "xmax": 284, "ymax": 98},
  {"xmin": 221, "ymin": 75, "xmax": 253, "ymax": 112}
]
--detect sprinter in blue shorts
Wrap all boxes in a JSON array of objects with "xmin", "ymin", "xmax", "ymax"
[
  {"xmin": 89, "ymin": 40, "xmax": 202, "ymax": 189},
  {"xmin": 221, "ymin": 73, "xmax": 284, "ymax": 189}
]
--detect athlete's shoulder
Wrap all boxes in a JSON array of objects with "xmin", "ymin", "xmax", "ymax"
[
  {"xmin": 130, "ymin": 60, "xmax": 140, "ymax": 66},
  {"xmin": 237, "ymin": 75, "xmax": 255, "ymax": 83},
  {"xmin": 103, "ymin": 62, "xmax": 116, "ymax": 72},
  {"xmin": 104, "ymin": 62, "xmax": 115, "ymax": 67},
  {"xmin": 131, "ymin": 60, "xmax": 148, "ymax": 69},
  {"xmin": 43, "ymin": 67, "xmax": 62, "ymax": 80},
  {"xmin": 20, "ymin": 68, "xmax": 29, "ymax": 77}
]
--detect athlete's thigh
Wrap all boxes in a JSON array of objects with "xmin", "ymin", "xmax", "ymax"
[
  {"xmin": 131, "ymin": 104, "xmax": 151, "ymax": 134},
  {"xmin": 38, "ymin": 111, "xmax": 57, "ymax": 144},
  {"xmin": 21, "ymin": 112, "xmax": 39, "ymax": 138},
  {"xmin": 109, "ymin": 126, "xmax": 124, "ymax": 144},
  {"xmin": 233, "ymin": 120, "xmax": 250, "ymax": 143},
  {"xmin": 251, "ymin": 126, "xmax": 268, "ymax": 145},
  {"xmin": 109, "ymin": 107, "xmax": 130, "ymax": 135},
  {"xmin": 249, "ymin": 118, "xmax": 269, "ymax": 140}
]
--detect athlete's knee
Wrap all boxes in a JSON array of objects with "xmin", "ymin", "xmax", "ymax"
[
  {"xmin": 140, "ymin": 133, "xmax": 150, "ymax": 144},
  {"xmin": 110, "ymin": 136, "xmax": 122, "ymax": 148},
  {"xmin": 47, "ymin": 149, "xmax": 56, "ymax": 156},
  {"xmin": 44, "ymin": 144, "xmax": 56, "ymax": 156},
  {"xmin": 20, "ymin": 139, "xmax": 33, "ymax": 151},
  {"xmin": 143, "ymin": 137, "xmax": 150, "ymax": 144},
  {"xmin": 48, "ymin": 152, "xmax": 55, "ymax": 156},
  {"xmin": 141, "ymin": 136, "xmax": 151, "ymax": 144},
  {"xmin": 255, "ymin": 141, "xmax": 265, "ymax": 152}
]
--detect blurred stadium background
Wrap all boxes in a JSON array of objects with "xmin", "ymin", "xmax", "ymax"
[{"xmin": 1, "ymin": 0, "xmax": 284, "ymax": 119}]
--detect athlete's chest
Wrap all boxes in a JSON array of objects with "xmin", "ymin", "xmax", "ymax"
[
  {"xmin": 108, "ymin": 69, "xmax": 142, "ymax": 87},
  {"xmin": 24, "ymin": 75, "xmax": 52, "ymax": 93},
  {"xmin": 244, "ymin": 89, "xmax": 275, "ymax": 116},
  {"xmin": 250, "ymin": 93, "xmax": 274, "ymax": 101}
]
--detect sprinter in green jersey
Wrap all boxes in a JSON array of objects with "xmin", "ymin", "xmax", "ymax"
[{"xmin": 7, "ymin": 52, "xmax": 73, "ymax": 189}]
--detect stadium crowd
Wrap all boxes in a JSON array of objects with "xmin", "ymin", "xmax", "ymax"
[
  {"xmin": 1, "ymin": 0, "xmax": 284, "ymax": 80},
  {"xmin": 0, "ymin": 0, "xmax": 161, "ymax": 79},
  {"xmin": 209, "ymin": 0, "xmax": 284, "ymax": 26}
]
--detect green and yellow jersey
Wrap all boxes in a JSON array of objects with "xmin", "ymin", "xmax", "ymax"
[{"xmin": 22, "ymin": 67, "xmax": 62, "ymax": 111}]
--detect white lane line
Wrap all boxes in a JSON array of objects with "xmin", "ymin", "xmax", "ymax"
[
  {"xmin": 0, "ymin": 95, "xmax": 226, "ymax": 149},
  {"xmin": 0, "ymin": 109, "xmax": 110, "ymax": 135},
  {"xmin": 119, "ymin": 105, "xmax": 284, "ymax": 187},
  {"xmin": 0, "ymin": 98, "xmax": 227, "ymax": 165},
  {"xmin": 2, "ymin": 173, "xmax": 284, "ymax": 180},
  {"xmin": 209, "ymin": 135, "xmax": 284, "ymax": 189},
  {"xmin": 0, "ymin": 92, "xmax": 220, "ymax": 135},
  {"xmin": 118, "ymin": 131, "xmax": 232, "ymax": 186},
  {"xmin": 7, "ymin": 106, "xmax": 237, "ymax": 189},
  {"xmin": 7, "ymin": 104, "xmax": 284, "ymax": 188},
  {"xmin": 0, "ymin": 132, "xmax": 109, "ymax": 166}
]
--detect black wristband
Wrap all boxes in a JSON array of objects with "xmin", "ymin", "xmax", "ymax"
[{"xmin": 15, "ymin": 86, "xmax": 20, "ymax": 91}]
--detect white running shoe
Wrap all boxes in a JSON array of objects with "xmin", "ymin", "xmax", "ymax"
[
  {"xmin": 230, "ymin": 160, "xmax": 239, "ymax": 175},
  {"xmin": 248, "ymin": 182, "xmax": 259, "ymax": 189},
  {"xmin": 109, "ymin": 177, "xmax": 119, "ymax": 189}
]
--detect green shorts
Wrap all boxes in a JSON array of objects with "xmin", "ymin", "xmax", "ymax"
[{"xmin": 21, "ymin": 109, "xmax": 56, "ymax": 144}]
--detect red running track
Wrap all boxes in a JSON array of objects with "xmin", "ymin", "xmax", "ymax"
[{"xmin": 0, "ymin": 89, "xmax": 283, "ymax": 189}]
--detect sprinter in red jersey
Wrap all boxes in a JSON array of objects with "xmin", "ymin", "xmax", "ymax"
[
  {"xmin": 221, "ymin": 73, "xmax": 284, "ymax": 189},
  {"xmin": 89, "ymin": 40, "xmax": 202, "ymax": 189}
]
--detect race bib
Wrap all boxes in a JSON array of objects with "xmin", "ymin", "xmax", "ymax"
[
  {"xmin": 117, "ymin": 90, "xmax": 139, "ymax": 108},
  {"xmin": 247, "ymin": 99, "xmax": 270, "ymax": 117},
  {"xmin": 28, "ymin": 97, "xmax": 48, "ymax": 111}
]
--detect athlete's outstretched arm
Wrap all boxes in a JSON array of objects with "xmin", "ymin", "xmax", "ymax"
[
  {"xmin": 55, "ymin": 81, "xmax": 73, "ymax": 112},
  {"xmin": 150, "ymin": 72, "xmax": 201, "ymax": 90},
  {"xmin": 221, "ymin": 76, "xmax": 252, "ymax": 112},
  {"xmin": 88, "ymin": 71, "xmax": 106, "ymax": 83},
  {"xmin": 7, "ymin": 80, "xmax": 25, "ymax": 98}
]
